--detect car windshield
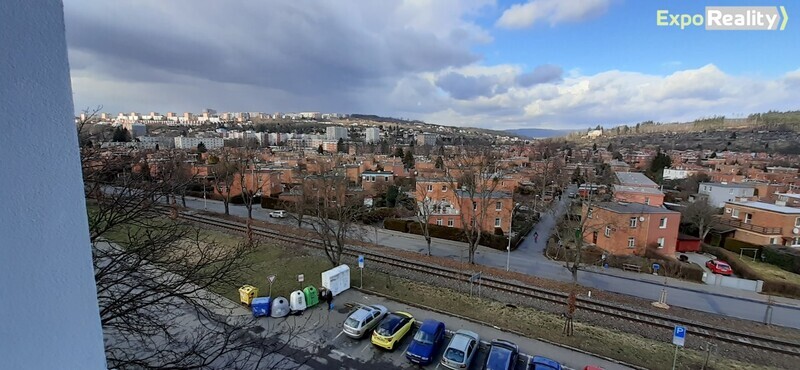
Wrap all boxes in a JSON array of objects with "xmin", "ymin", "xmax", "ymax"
[
  {"xmin": 717, "ymin": 262, "xmax": 730, "ymax": 269},
  {"xmin": 344, "ymin": 317, "xmax": 360, "ymax": 328},
  {"xmin": 533, "ymin": 364, "xmax": 559, "ymax": 370},
  {"xmin": 444, "ymin": 348, "xmax": 465, "ymax": 362},
  {"xmin": 413, "ymin": 329, "xmax": 434, "ymax": 345}
]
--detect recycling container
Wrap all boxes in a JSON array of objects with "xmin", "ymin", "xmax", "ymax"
[
  {"xmin": 303, "ymin": 285, "xmax": 319, "ymax": 308},
  {"xmin": 238, "ymin": 285, "xmax": 259, "ymax": 305},
  {"xmin": 251, "ymin": 297, "xmax": 271, "ymax": 317}
]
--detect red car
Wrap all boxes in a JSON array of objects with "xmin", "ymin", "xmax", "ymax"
[{"xmin": 706, "ymin": 259, "xmax": 733, "ymax": 276}]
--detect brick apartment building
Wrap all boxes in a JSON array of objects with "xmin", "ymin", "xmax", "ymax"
[
  {"xmin": 583, "ymin": 202, "xmax": 681, "ymax": 256},
  {"xmin": 415, "ymin": 178, "xmax": 514, "ymax": 233},
  {"xmin": 360, "ymin": 170, "xmax": 395, "ymax": 193},
  {"xmin": 720, "ymin": 199, "xmax": 800, "ymax": 247}
]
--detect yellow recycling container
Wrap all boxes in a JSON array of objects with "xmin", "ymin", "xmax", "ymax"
[{"xmin": 238, "ymin": 285, "xmax": 259, "ymax": 305}]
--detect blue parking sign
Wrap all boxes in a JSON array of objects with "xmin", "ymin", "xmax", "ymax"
[
  {"xmin": 672, "ymin": 325, "xmax": 686, "ymax": 347},
  {"xmin": 358, "ymin": 255, "xmax": 364, "ymax": 269}
]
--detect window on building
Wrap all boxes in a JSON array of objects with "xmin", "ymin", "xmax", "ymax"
[
  {"xmin": 383, "ymin": 176, "xmax": 388, "ymax": 181},
  {"xmin": 629, "ymin": 217, "xmax": 638, "ymax": 228},
  {"xmin": 442, "ymin": 185, "xmax": 447, "ymax": 192},
  {"xmin": 604, "ymin": 226, "xmax": 611, "ymax": 237},
  {"xmin": 436, "ymin": 219, "xmax": 443, "ymax": 226},
  {"xmin": 496, "ymin": 201, "xmax": 502, "ymax": 211},
  {"xmin": 770, "ymin": 237, "xmax": 779, "ymax": 245},
  {"xmin": 795, "ymin": 217, "xmax": 800, "ymax": 227},
  {"xmin": 732, "ymin": 209, "xmax": 740, "ymax": 218},
  {"xmin": 587, "ymin": 208, "xmax": 593, "ymax": 219},
  {"xmin": 627, "ymin": 237, "xmax": 635, "ymax": 248},
  {"xmin": 744, "ymin": 213, "xmax": 752, "ymax": 224},
  {"xmin": 495, "ymin": 218, "xmax": 501, "ymax": 227},
  {"xmin": 371, "ymin": 176, "xmax": 376, "ymax": 182},
  {"xmin": 644, "ymin": 197, "xmax": 650, "ymax": 205},
  {"xmin": 657, "ymin": 237, "xmax": 665, "ymax": 248},
  {"xmin": 473, "ymin": 201, "xmax": 477, "ymax": 211},
  {"xmin": 792, "ymin": 237, "xmax": 800, "ymax": 247},
  {"xmin": 427, "ymin": 184, "xmax": 432, "ymax": 192},
  {"xmin": 447, "ymin": 219, "xmax": 454, "ymax": 227},
  {"xmin": 659, "ymin": 218, "xmax": 667, "ymax": 229}
]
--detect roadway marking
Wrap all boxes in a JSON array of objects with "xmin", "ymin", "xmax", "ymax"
[
  {"xmin": 361, "ymin": 342, "xmax": 372, "ymax": 352},
  {"xmin": 296, "ymin": 335, "xmax": 323, "ymax": 347},
  {"xmin": 330, "ymin": 349, "xmax": 351, "ymax": 360},
  {"xmin": 332, "ymin": 330, "xmax": 345, "ymax": 342}
]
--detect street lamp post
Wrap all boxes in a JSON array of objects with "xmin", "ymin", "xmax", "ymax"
[
  {"xmin": 203, "ymin": 176, "xmax": 207, "ymax": 210},
  {"xmin": 506, "ymin": 202, "xmax": 520, "ymax": 271}
]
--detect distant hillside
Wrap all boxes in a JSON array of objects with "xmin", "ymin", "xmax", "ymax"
[
  {"xmin": 507, "ymin": 128, "xmax": 574, "ymax": 139},
  {"xmin": 348, "ymin": 114, "xmax": 424, "ymax": 125}
]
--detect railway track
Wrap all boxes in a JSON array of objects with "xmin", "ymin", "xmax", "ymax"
[{"xmin": 172, "ymin": 209, "xmax": 800, "ymax": 357}]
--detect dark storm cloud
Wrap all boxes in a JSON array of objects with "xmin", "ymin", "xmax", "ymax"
[
  {"xmin": 516, "ymin": 64, "xmax": 563, "ymax": 87},
  {"xmin": 435, "ymin": 72, "xmax": 504, "ymax": 100},
  {"xmin": 64, "ymin": 1, "xmax": 479, "ymax": 98}
]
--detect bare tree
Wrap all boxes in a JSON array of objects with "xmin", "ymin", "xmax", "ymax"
[
  {"xmin": 83, "ymin": 148, "xmax": 310, "ymax": 369},
  {"xmin": 549, "ymin": 173, "xmax": 606, "ymax": 336},
  {"xmin": 76, "ymin": 105, "xmax": 103, "ymax": 147},
  {"xmin": 682, "ymin": 199, "xmax": 719, "ymax": 242},
  {"xmin": 444, "ymin": 147, "xmax": 503, "ymax": 264},
  {"xmin": 236, "ymin": 152, "xmax": 264, "ymax": 220},
  {"xmin": 305, "ymin": 173, "xmax": 365, "ymax": 266},
  {"xmin": 210, "ymin": 150, "xmax": 239, "ymax": 215},
  {"xmin": 413, "ymin": 181, "xmax": 436, "ymax": 256}
]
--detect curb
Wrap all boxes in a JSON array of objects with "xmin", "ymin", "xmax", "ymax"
[{"xmin": 353, "ymin": 287, "xmax": 646, "ymax": 370}]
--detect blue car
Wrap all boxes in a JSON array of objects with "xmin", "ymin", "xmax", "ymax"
[
  {"xmin": 528, "ymin": 356, "xmax": 562, "ymax": 370},
  {"xmin": 405, "ymin": 319, "xmax": 445, "ymax": 365},
  {"xmin": 484, "ymin": 339, "xmax": 519, "ymax": 370}
]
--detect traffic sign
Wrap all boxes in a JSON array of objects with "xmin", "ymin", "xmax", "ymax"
[
  {"xmin": 358, "ymin": 255, "xmax": 364, "ymax": 269},
  {"xmin": 267, "ymin": 275, "xmax": 276, "ymax": 284},
  {"xmin": 652, "ymin": 263, "xmax": 661, "ymax": 271},
  {"xmin": 672, "ymin": 325, "xmax": 686, "ymax": 347},
  {"xmin": 297, "ymin": 274, "xmax": 304, "ymax": 283}
]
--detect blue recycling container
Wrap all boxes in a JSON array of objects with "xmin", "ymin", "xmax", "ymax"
[{"xmin": 251, "ymin": 297, "xmax": 271, "ymax": 317}]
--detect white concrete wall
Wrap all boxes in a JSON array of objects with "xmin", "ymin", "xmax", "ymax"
[{"xmin": 0, "ymin": 1, "xmax": 107, "ymax": 369}]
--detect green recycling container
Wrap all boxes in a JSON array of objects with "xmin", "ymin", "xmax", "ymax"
[{"xmin": 303, "ymin": 285, "xmax": 319, "ymax": 308}]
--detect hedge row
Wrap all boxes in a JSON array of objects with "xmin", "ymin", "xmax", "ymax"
[
  {"xmin": 722, "ymin": 238, "xmax": 762, "ymax": 254},
  {"xmin": 702, "ymin": 244, "xmax": 800, "ymax": 298},
  {"xmin": 762, "ymin": 245, "xmax": 800, "ymax": 275},
  {"xmin": 545, "ymin": 244, "xmax": 704, "ymax": 282},
  {"xmin": 385, "ymin": 219, "xmax": 512, "ymax": 251}
]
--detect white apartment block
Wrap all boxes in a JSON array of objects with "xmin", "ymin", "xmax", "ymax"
[
  {"xmin": 174, "ymin": 136, "xmax": 224, "ymax": 150},
  {"xmin": 326, "ymin": 126, "xmax": 348, "ymax": 141},
  {"xmin": 365, "ymin": 127, "xmax": 381, "ymax": 144}
]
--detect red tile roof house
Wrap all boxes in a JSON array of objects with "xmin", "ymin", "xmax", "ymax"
[{"xmin": 583, "ymin": 202, "xmax": 681, "ymax": 256}]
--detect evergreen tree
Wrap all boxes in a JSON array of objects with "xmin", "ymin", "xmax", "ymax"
[
  {"xmin": 566, "ymin": 147, "xmax": 573, "ymax": 157},
  {"xmin": 112, "ymin": 126, "xmax": 131, "ymax": 142},
  {"xmin": 606, "ymin": 143, "xmax": 613, "ymax": 152},
  {"xmin": 402, "ymin": 149, "xmax": 415, "ymax": 169},
  {"xmin": 196, "ymin": 142, "xmax": 207, "ymax": 153},
  {"xmin": 337, "ymin": 138, "xmax": 346, "ymax": 153},
  {"xmin": 592, "ymin": 143, "xmax": 597, "ymax": 152},
  {"xmin": 317, "ymin": 144, "xmax": 324, "ymax": 154},
  {"xmin": 393, "ymin": 147, "xmax": 404, "ymax": 158},
  {"xmin": 155, "ymin": 143, "xmax": 160, "ymax": 151},
  {"xmin": 434, "ymin": 156, "xmax": 444, "ymax": 169}
]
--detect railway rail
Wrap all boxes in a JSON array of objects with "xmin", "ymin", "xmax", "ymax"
[{"xmin": 171, "ymin": 209, "xmax": 800, "ymax": 357}]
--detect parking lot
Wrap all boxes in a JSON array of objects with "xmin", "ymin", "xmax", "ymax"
[{"xmin": 263, "ymin": 289, "xmax": 632, "ymax": 370}]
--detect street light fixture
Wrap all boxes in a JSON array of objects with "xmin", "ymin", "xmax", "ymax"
[{"xmin": 506, "ymin": 202, "xmax": 520, "ymax": 271}]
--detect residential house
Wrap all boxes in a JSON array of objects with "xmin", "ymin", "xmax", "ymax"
[
  {"xmin": 360, "ymin": 170, "xmax": 395, "ymax": 193},
  {"xmin": 583, "ymin": 202, "xmax": 681, "ymax": 256},
  {"xmin": 612, "ymin": 185, "xmax": 665, "ymax": 206},
  {"xmin": 698, "ymin": 182, "xmax": 756, "ymax": 208},
  {"xmin": 720, "ymin": 200, "xmax": 800, "ymax": 247}
]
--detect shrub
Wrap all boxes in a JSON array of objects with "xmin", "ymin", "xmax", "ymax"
[
  {"xmin": 403, "ymin": 221, "xmax": 511, "ymax": 251},
  {"xmin": 702, "ymin": 244, "xmax": 762, "ymax": 280},
  {"xmin": 762, "ymin": 245, "xmax": 800, "ymax": 274},
  {"xmin": 360, "ymin": 208, "xmax": 397, "ymax": 225},
  {"xmin": 383, "ymin": 218, "xmax": 409, "ymax": 232},
  {"xmin": 722, "ymin": 238, "xmax": 762, "ymax": 255},
  {"xmin": 260, "ymin": 196, "xmax": 283, "ymax": 209}
]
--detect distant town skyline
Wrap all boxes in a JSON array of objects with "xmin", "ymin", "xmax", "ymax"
[{"xmin": 66, "ymin": 0, "xmax": 798, "ymax": 130}]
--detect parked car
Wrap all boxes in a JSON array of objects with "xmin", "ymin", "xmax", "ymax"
[
  {"xmin": 706, "ymin": 259, "xmax": 734, "ymax": 276},
  {"xmin": 441, "ymin": 330, "xmax": 480, "ymax": 370},
  {"xmin": 484, "ymin": 339, "xmax": 519, "ymax": 370},
  {"xmin": 269, "ymin": 210, "xmax": 287, "ymax": 218},
  {"xmin": 528, "ymin": 355, "xmax": 562, "ymax": 370},
  {"xmin": 371, "ymin": 312, "xmax": 414, "ymax": 350},
  {"xmin": 342, "ymin": 304, "xmax": 387, "ymax": 339},
  {"xmin": 405, "ymin": 319, "xmax": 446, "ymax": 365}
]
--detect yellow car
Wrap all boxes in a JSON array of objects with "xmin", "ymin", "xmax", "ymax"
[{"xmin": 370, "ymin": 311, "xmax": 415, "ymax": 350}]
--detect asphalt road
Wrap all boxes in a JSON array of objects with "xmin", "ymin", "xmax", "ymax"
[{"xmin": 171, "ymin": 191, "xmax": 800, "ymax": 329}]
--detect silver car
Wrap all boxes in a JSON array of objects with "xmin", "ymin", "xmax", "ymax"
[
  {"xmin": 342, "ymin": 304, "xmax": 388, "ymax": 339},
  {"xmin": 441, "ymin": 329, "xmax": 480, "ymax": 369}
]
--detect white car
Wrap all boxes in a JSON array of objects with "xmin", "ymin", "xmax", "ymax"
[
  {"xmin": 441, "ymin": 329, "xmax": 480, "ymax": 369},
  {"xmin": 342, "ymin": 304, "xmax": 388, "ymax": 339},
  {"xmin": 269, "ymin": 210, "xmax": 287, "ymax": 218}
]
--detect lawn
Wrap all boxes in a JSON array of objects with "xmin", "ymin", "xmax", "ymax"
[{"xmin": 739, "ymin": 258, "xmax": 800, "ymax": 286}]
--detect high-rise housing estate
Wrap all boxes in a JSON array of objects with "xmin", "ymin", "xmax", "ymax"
[
  {"xmin": 326, "ymin": 126, "xmax": 348, "ymax": 141},
  {"xmin": 365, "ymin": 127, "xmax": 381, "ymax": 143}
]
